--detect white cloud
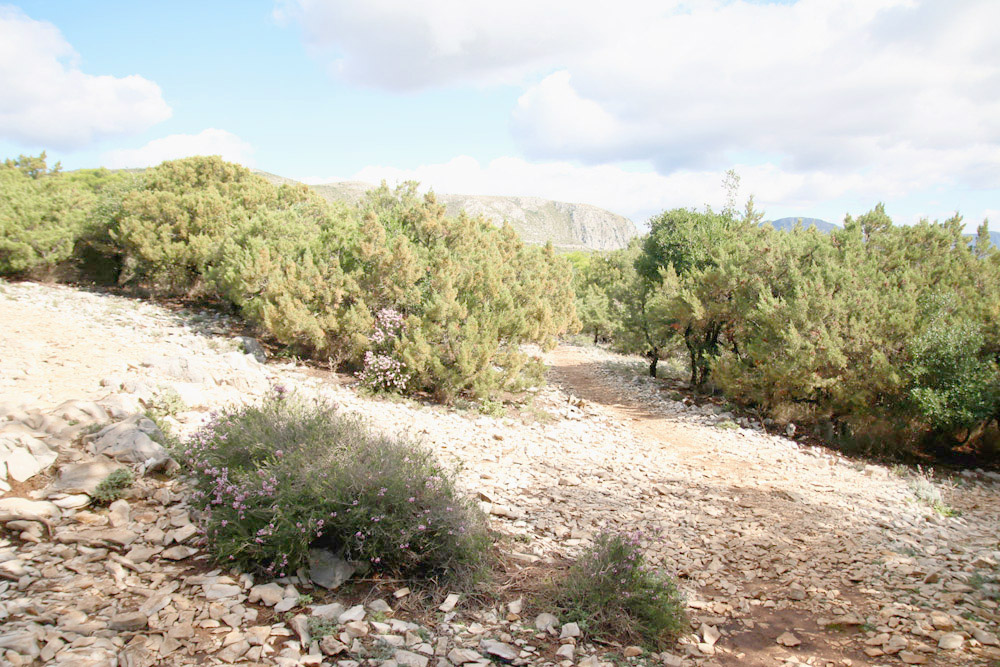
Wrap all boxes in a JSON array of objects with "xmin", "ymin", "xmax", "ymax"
[
  {"xmin": 274, "ymin": 0, "xmax": 672, "ymax": 89},
  {"xmin": 0, "ymin": 6, "xmax": 171, "ymax": 149},
  {"xmin": 279, "ymin": 0, "xmax": 1000, "ymax": 199},
  {"xmin": 101, "ymin": 129, "xmax": 255, "ymax": 169}
]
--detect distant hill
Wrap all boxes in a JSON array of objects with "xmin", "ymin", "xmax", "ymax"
[
  {"xmin": 766, "ymin": 217, "xmax": 840, "ymax": 233},
  {"xmin": 254, "ymin": 171, "xmax": 638, "ymax": 252},
  {"xmin": 766, "ymin": 216, "xmax": 1000, "ymax": 247}
]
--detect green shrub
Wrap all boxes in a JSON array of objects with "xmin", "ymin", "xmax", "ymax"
[
  {"xmin": 177, "ymin": 392, "xmax": 490, "ymax": 580},
  {"xmin": 109, "ymin": 156, "xmax": 318, "ymax": 294},
  {"xmin": 91, "ymin": 468, "xmax": 135, "ymax": 504},
  {"xmin": 553, "ymin": 530, "xmax": 686, "ymax": 649},
  {"xmin": 0, "ymin": 154, "xmax": 97, "ymax": 276},
  {"xmin": 905, "ymin": 312, "xmax": 999, "ymax": 437}
]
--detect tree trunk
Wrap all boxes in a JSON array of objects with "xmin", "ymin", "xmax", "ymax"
[{"xmin": 648, "ymin": 347, "xmax": 659, "ymax": 378}]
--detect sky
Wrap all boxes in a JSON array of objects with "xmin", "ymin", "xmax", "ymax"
[{"xmin": 1, "ymin": 0, "xmax": 998, "ymax": 231}]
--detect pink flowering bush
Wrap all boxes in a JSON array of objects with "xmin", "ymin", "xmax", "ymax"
[
  {"xmin": 177, "ymin": 391, "xmax": 489, "ymax": 580},
  {"xmin": 357, "ymin": 308, "xmax": 411, "ymax": 393},
  {"xmin": 555, "ymin": 530, "xmax": 686, "ymax": 649}
]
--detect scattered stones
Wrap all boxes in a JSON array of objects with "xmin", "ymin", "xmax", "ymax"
[{"xmin": 938, "ymin": 633, "xmax": 964, "ymax": 650}]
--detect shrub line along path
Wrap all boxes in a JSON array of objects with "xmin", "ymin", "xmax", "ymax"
[
  {"xmin": 544, "ymin": 346, "xmax": 1000, "ymax": 666},
  {"xmin": 1, "ymin": 281, "xmax": 998, "ymax": 666}
]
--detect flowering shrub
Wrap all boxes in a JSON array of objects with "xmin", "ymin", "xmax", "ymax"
[
  {"xmin": 177, "ymin": 392, "xmax": 489, "ymax": 580},
  {"xmin": 555, "ymin": 530, "xmax": 686, "ymax": 649},
  {"xmin": 357, "ymin": 308, "xmax": 411, "ymax": 393}
]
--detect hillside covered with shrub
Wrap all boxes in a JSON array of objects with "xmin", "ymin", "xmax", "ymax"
[
  {"xmin": 0, "ymin": 153, "xmax": 577, "ymax": 402},
  {"xmin": 4, "ymin": 152, "xmax": 1000, "ymax": 462},
  {"xmin": 572, "ymin": 195, "xmax": 1000, "ymax": 461}
]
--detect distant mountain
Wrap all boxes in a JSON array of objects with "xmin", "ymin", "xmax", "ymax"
[
  {"xmin": 980, "ymin": 230, "xmax": 1000, "ymax": 247},
  {"xmin": 766, "ymin": 217, "xmax": 840, "ymax": 233},
  {"xmin": 765, "ymin": 216, "xmax": 1000, "ymax": 247},
  {"xmin": 254, "ymin": 171, "xmax": 638, "ymax": 252}
]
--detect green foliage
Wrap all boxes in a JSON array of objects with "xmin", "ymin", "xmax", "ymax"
[
  {"xmin": 905, "ymin": 299, "xmax": 1000, "ymax": 437},
  {"xmin": 350, "ymin": 183, "xmax": 576, "ymax": 400},
  {"xmin": 108, "ymin": 156, "xmax": 318, "ymax": 294},
  {"xmin": 554, "ymin": 530, "xmax": 686, "ymax": 649},
  {"xmin": 91, "ymin": 467, "xmax": 135, "ymax": 504},
  {"xmin": 0, "ymin": 153, "xmax": 98, "ymax": 275},
  {"xmin": 1, "ymin": 152, "xmax": 575, "ymax": 401},
  {"xmin": 307, "ymin": 616, "xmax": 338, "ymax": 638},
  {"xmin": 146, "ymin": 386, "xmax": 186, "ymax": 420},
  {"xmin": 178, "ymin": 392, "xmax": 491, "ymax": 580},
  {"xmin": 585, "ymin": 175, "xmax": 1000, "ymax": 456}
]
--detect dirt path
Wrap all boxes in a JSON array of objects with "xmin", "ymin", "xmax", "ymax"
[{"xmin": 545, "ymin": 345, "xmax": 999, "ymax": 666}]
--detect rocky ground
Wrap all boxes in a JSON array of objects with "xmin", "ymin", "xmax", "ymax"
[{"xmin": 0, "ymin": 280, "xmax": 998, "ymax": 667}]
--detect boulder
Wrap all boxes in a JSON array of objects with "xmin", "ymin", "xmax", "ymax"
[{"xmin": 91, "ymin": 415, "xmax": 171, "ymax": 467}]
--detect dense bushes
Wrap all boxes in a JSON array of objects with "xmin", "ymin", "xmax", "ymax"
[
  {"xmin": 0, "ymin": 154, "xmax": 97, "ymax": 275},
  {"xmin": 577, "ymin": 200, "xmax": 1000, "ymax": 458},
  {"xmin": 177, "ymin": 393, "xmax": 490, "ymax": 580},
  {"xmin": 0, "ymin": 154, "xmax": 577, "ymax": 402}
]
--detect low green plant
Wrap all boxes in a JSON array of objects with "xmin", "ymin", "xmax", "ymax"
[
  {"xmin": 370, "ymin": 639, "xmax": 397, "ymax": 660},
  {"xmin": 715, "ymin": 419, "xmax": 738, "ymax": 430},
  {"xmin": 552, "ymin": 530, "xmax": 686, "ymax": 649},
  {"xmin": 307, "ymin": 616, "xmax": 338, "ymax": 638},
  {"xmin": 178, "ymin": 391, "xmax": 491, "ymax": 581},
  {"xmin": 907, "ymin": 468, "xmax": 958, "ymax": 516},
  {"xmin": 297, "ymin": 593, "xmax": 314, "ymax": 606},
  {"xmin": 479, "ymin": 398, "xmax": 506, "ymax": 418},
  {"xmin": 91, "ymin": 467, "xmax": 135, "ymax": 504},
  {"xmin": 146, "ymin": 387, "xmax": 186, "ymax": 420}
]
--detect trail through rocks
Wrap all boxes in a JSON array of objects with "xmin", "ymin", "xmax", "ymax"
[
  {"xmin": 545, "ymin": 346, "xmax": 1000, "ymax": 666},
  {"xmin": 0, "ymin": 280, "xmax": 998, "ymax": 667}
]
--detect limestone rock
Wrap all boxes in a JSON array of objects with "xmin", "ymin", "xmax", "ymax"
[
  {"xmin": 559, "ymin": 622, "xmax": 580, "ymax": 639},
  {"xmin": 91, "ymin": 415, "xmax": 170, "ymax": 466},
  {"xmin": 395, "ymin": 649, "xmax": 430, "ymax": 667},
  {"xmin": 776, "ymin": 632, "xmax": 800, "ymax": 647},
  {"xmin": 0, "ymin": 498, "xmax": 61, "ymax": 523},
  {"xmin": 53, "ymin": 459, "xmax": 123, "ymax": 495},
  {"xmin": 899, "ymin": 651, "xmax": 927, "ymax": 664},
  {"xmin": 309, "ymin": 548, "xmax": 355, "ymax": 589},
  {"xmin": 534, "ymin": 612, "xmax": 559, "ymax": 632},
  {"xmin": 448, "ymin": 648, "xmax": 482, "ymax": 664},
  {"xmin": 480, "ymin": 640, "xmax": 518, "ymax": 662}
]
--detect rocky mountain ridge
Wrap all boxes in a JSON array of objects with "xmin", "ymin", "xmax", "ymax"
[{"xmin": 254, "ymin": 172, "xmax": 638, "ymax": 252}]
